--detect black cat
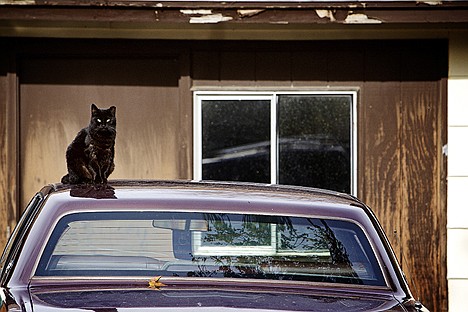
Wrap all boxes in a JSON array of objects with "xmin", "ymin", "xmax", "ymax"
[{"xmin": 61, "ymin": 104, "xmax": 117, "ymax": 184}]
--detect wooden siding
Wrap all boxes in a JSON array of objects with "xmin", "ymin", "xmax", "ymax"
[
  {"xmin": 0, "ymin": 46, "xmax": 19, "ymax": 252},
  {"xmin": 19, "ymin": 56, "xmax": 183, "ymax": 205},
  {"xmin": 191, "ymin": 40, "xmax": 448, "ymax": 311},
  {"xmin": 0, "ymin": 38, "xmax": 447, "ymax": 311}
]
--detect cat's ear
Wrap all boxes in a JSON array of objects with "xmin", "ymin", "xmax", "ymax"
[
  {"xmin": 109, "ymin": 106, "xmax": 116, "ymax": 116},
  {"xmin": 91, "ymin": 104, "xmax": 98, "ymax": 115}
]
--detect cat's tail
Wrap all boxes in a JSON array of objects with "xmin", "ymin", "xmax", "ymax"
[{"xmin": 61, "ymin": 174, "xmax": 70, "ymax": 184}]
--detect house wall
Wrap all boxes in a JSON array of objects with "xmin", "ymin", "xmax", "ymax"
[
  {"xmin": 447, "ymin": 32, "xmax": 468, "ymax": 312},
  {"xmin": 0, "ymin": 38, "xmax": 447, "ymax": 311},
  {"xmin": 1, "ymin": 3, "xmax": 467, "ymax": 310},
  {"xmin": 0, "ymin": 32, "xmax": 468, "ymax": 311},
  {"xmin": 18, "ymin": 53, "xmax": 189, "ymax": 207},
  {"xmin": 0, "ymin": 47, "xmax": 18, "ymax": 252}
]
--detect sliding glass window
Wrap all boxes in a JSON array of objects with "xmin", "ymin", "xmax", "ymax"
[{"xmin": 194, "ymin": 91, "xmax": 357, "ymax": 194}]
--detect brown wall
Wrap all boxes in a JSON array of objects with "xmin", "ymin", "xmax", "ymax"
[
  {"xmin": 19, "ymin": 56, "xmax": 186, "ymax": 204},
  {"xmin": 0, "ymin": 45, "xmax": 19, "ymax": 254},
  {"xmin": 191, "ymin": 40, "xmax": 448, "ymax": 310},
  {"xmin": 0, "ymin": 38, "xmax": 447, "ymax": 311}
]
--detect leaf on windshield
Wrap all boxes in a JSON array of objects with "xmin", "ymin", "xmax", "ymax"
[{"xmin": 148, "ymin": 276, "xmax": 166, "ymax": 290}]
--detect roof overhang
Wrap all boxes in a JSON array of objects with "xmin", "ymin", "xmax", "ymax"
[{"xmin": 1, "ymin": 1, "xmax": 468, "ymax": 39}]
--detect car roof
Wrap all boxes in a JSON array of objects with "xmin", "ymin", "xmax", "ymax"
[
  {"xmin": 30, "ymin": 180, "xmax": 377, "ymax": 227},
  {"xmin": 46, "ymin": 180, "xmax": 361, "ymax": 203}
]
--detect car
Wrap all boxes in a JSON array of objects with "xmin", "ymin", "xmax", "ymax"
[{"xmin": 0, "ymin": 180, "xmax": 428, "ymax": 311}]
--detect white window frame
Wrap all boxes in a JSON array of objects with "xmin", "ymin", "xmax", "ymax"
[
  {"xmin": 193, "ymin": 90, "xmax": 358, "ymax": 196},
  {"xmin": 192, "ymin": 224, "xmax": 277, "ymax": 256}
]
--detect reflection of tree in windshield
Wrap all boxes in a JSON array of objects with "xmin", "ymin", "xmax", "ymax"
[
  {"xmin": 202, "ymin": 214, "xmax": 271, "ymax": 246},
  {"xmin": 278, "ymin": 220, "xmax": 327, "ymax": 252},
  {"xmin": 310, "ymin": 220, "xmax": 352, "ymax": 266},
  {"xmin": 308, "ymin": 219, "xmax": 361, "ymax": 283},
  {"xmin": 191, "ymin": 214, "xmax": 361, "ymax": 283}
]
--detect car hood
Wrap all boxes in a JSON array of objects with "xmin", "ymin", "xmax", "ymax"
[{"xmin": 29, "ymin": 283, "xmax": 406, "ymax": 312}]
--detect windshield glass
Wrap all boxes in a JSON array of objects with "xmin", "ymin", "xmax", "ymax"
[{"xmin": 36, "ymin": 212, "xmax": 385, "ymax": 286}]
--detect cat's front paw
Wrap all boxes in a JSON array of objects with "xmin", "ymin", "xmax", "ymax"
[{"xmin": 93, "ymin": 176, "xmax": 107, "ymax": 185}]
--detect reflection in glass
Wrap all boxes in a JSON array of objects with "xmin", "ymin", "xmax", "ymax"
[
  {"xmin": 201, "ymin": 215, "xmax": 272, "ymax": 247},
  {"xmin": 202, "ymin": 100, "xmax": 270, "ymax": 183},
  {"xmin": 37, "ymin": 211, "xmax": 385, "ymax": 286},
  {"xmin": 199, "ymin": 94, "xmax": 354, "ymax": 193},
  {"xmin": 278, "ymin": 95, "xmax": 352, "ymax": 192}
]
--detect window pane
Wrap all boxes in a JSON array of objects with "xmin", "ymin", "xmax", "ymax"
[
  {"xmin": 36, "ymin": 212, "xmax": 385, "ymax": 286},
  {"xmin": 278, "ymin": 95, "xmax": 351, "ymax": 193},
  {"xmin": 200, "ymin": 216, "xmax": 273, "ymax": 247},
  {"xmin": 202, "ymin": 100, "xmax": 270, "ymax": 183}
]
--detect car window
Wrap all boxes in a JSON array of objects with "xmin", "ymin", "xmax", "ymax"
[
  {"xmin": 1, "ymin": 193, "xmax": 43, "ymax": 282},
  {"xmin": 35, "ymin": 212, "xmax": 385, "ymax": 286}
]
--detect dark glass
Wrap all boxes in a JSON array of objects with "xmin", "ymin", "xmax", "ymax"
[
  {"xmin": 278, "ymin": 95, "xmax": 352, "ymax": 193},
  {"xmin": 202, "ymin": 100, "xmax": 270, "ymax": 183},
  {"xmin": 36, "ymin": 211, "xmax": 385, "ymax": 286}
]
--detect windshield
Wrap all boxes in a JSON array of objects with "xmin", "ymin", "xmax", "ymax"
[{"xmin": 36, "ymin": 211, "xmax": 385, "ymax": 286}]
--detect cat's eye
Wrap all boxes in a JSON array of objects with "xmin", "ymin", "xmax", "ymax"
[
  {"xmin": 97, "ymin": 119, "xmax": 102, "ymax": 123},
  {"xmin": 106, "ymin": 119, "xmax": 111, "ymax": 123}
]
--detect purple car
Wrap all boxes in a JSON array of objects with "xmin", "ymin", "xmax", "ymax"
[{"xmin": 0, "ymin": 180, "xmax": 427, "ymax": 311}]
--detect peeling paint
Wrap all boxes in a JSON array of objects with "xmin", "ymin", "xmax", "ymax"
[
  {"xmin": 315, "ymin": 9, "xmax": 336, "ymax": 22},
  {"xmin": 442, "ymin": 144, "xmax": 448, "ymax": 157},
  {"xmin": 188, "ymin": 13, "xmax": 233, "ymax": 24},
  {"xmin": 179, "ymin": 9, "xmax": 232, "ymax": 24},
  {"xmin": 180, "ymin": 9, "xmax": 213, "ymax": 15},
  {"xmin": 237, "ymin": 9, "xmax": 265, "ymax": 18},
  {"xmin": 417, "ymin": 1, "xmax": 443, "ymax": 5},
  {"xmin": 344, "ymin": 13, "xmax": 382, "ymax": 24},
  {"xmin": 0, "ymin": 0, "xmax": 35, "ymax": 4}
]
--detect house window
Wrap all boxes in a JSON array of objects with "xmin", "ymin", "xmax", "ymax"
[{"xmin": 194, "ymin": 91, "xmax": 357, "ymax": 195}]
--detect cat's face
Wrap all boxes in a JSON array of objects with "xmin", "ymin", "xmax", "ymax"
[{"xmin": 89, "ymin": 104, "xmax": 116, "ymax": 137}]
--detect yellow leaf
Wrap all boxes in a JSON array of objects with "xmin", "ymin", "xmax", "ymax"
[{"xmin": 148, "ymin": 276, "xmax": 166, "ymax": 290}]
